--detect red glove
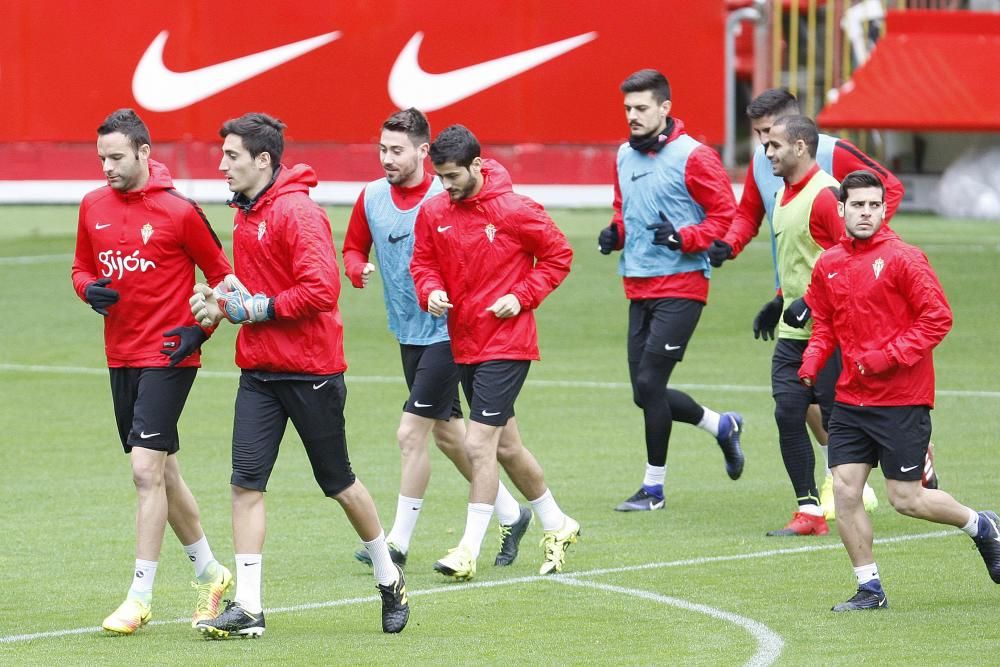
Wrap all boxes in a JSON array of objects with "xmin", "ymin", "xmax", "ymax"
[{"xmin": 856, "ymin": 349, "xmax": 892, "ymax": 376}]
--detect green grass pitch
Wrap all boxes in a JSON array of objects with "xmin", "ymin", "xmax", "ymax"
[{"xmin": 1, "ymin": 205, "xmax": 998, "ymax": 665}]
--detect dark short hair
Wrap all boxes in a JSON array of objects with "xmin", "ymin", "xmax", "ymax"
[
  {"xmin": 429, "ymin": 124, "xmax": 480, "ymax": 167},
  {"xmin": 620, "ymin": 69, "xmax": 671, "ymax": 104},
  {"xmin": 839, "ymin": 170, "xmax": 885, "ymax": 203},
  {"xmin": 97, "ymin": 108, "xmax": 151, "ymax": 154},
  {"xmin": 746, "ymin": 89, "xmax": 799, "ymax": 120},
  {"xmin": 772, "ymin": 114, "xmax": 819, "ymax": 158},
  {"xmin": 219, "ymin": 112, "xmax": 286, "ymax": 164},
  {"xmin": 383, "ymin": 107, "xmax": 431, "ymax": 146}
]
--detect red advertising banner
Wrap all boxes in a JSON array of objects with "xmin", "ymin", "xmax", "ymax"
[{"xmin": 0, "ymin": 1, "xmax": 726, "ymax": 183}]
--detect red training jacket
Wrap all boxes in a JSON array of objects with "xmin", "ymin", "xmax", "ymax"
[
  {"xmin": 799, "ymin": 225, "xmax": 952, "ymax": 407},
  {"xmin": 608, "ymin": 118, "xmax": 736, "ymax": 302},
  {"xmin": 410, "ymin": 159, "xmax": 572, "ymax": 364},
  {"xmin": 71, "ymin": 159, "xmax": 232, "ymax": 367},
  {"xmin": 229, "ymin": 164, "xmax": 347, "ymax": 375}
]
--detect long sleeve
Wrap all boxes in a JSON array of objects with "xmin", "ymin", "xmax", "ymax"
[
  {"xmin": 677, "ymin": 145, "xmax": 736, "ymax": 252},
  {"xmin": 342, "ymin": 187, "xmax": 374, "ymax": 288}
]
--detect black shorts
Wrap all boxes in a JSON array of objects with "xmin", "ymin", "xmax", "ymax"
[
  {"xmin": 109, "ymin": 367, "xmax": 196, "ymax": 454},
  {"xmin": 400, "ymin": 341, "xmax": 463, "ymax": 421},
  {"xmin": 827, "ymin": 404, "xmax": 932, "ymax": 481},
  {"xmin": 459, "ymin": 360, "xmax": 530, "ymax": 426},
  {"xmin": 771, "ymin": 338, "xmax": 841, "ymax": 426},
  {"xmin": 232, "ymin": 372, "xmax": 355, "ymax": 496},
  {"xmin": 628, "ymin": 298, "xmax": 703, "ymax": 362}
]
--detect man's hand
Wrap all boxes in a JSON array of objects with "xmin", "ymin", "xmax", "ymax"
[
  {"xmin": 800, "ymin": 374, "xmax": 814, "ymax": 387},
  {"xmin": 856, "ymin": 350, "xmax": 891, "ymax": 376},
  {"xmin": 598, "ymin": 224, "xmax": 619, "ymax": 255},
  {"xmin": 782, "ymin": 297, "xmax": 811, "ymax": 328},
  {"xmin": 85, "ymin": 277, "xmax": 119, "ymax": 316},
  {"xmin": 215, "ymin": 274, "xmax": 271, "ymax": 324},
  {"xmin": 486, "ymin": 294, "xmax": 521, "ymax": 319},
  {"xmin": 753, "ymin": 295, "xmax": 784, "ymax": 341},
  {"xmin": 427, "ymin": 289, "xmax": 453, "ymax": 317},
  {"xmin": 190, "ymin": 283, "xmax": 224, "ymax": 328},
  {"xmin": 707, "ymin": 240, "xmax": 733, "ymax": 267},
  {"xmin": 161, "ymin": 325, "xmax": 208, "ymax": 367},
  {"xmin": 360, "ymin": 262, "xmax": 376, "ymax": 287},
  {"xmin": 646, "ymin": 211, "xmax": 681, "ymax": 250}
]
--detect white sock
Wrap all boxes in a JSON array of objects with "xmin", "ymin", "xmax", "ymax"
[
  {"xmin": 494, "ymin": 482, "xmax": 521, "ymax": 526},
  {"xmin": 529, "ymin": 489, "xmax": 567, "ymax": 532},
  {"xmin": 363, "ymin": 532, "xmax": 400, "ymax": 587},
  {"xmin": 853, "ymin": 563, "xmax": 880, "ymax": 586},
  {"xmin": 458, "ymin": 503, "xmax": 494, "ymax": 558},
  {"xmin": 961, "ymin": 509, "xmax": 980, "ymax": 537},
  {"xmin": 697, "ymin": 408, "xmax": 721, "ymax": 436},
  {"xmin": 128, "ymin": 559, "xmax": 157, "ymax": 604},
  {"xmin": 820, "ymin": 444, "xmax": 832, "ymax": 475},
  {"xmin": 643, "ymin": 464, "xmax": 666, "ymax": 489},
  {"xmin": 799, "ymin": 503, "xmax": 824, "ymax": 517},
  {"xmin": 183, "ymin": 535, "xmax": 217, "ymax": 581},
  {"xmin": 386, "ymin": 495, "xmax": 422, "ymax": 553},
  {"xmin": 234, "ymin": 554, "xmax": 263, "ymax": 614}
]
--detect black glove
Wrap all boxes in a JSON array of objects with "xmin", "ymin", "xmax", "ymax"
[
  {"xmin": 707, "ymin": 240, "xmax": 733, "ymax": 267},
  {"xmin": 782, "ymin": 297, "xmax": 811, "ymax": 328},
  {"xmin": 753, "ymin": 295, "xmax": 784, "ymax": 341},
  {"xmin": 598, "ymin": 224, "xmax": 619, "ymax": 255},
  {"xmin": 161, "ymin": 325, "xmax": 208, "ymax": 367},
  {"xmin": 646, "ymin": 211, "xmax": 681, "ymax": 250},
  {"xmin": 85, "ymin": 277, "xmax": 120, "ymax": 316}
]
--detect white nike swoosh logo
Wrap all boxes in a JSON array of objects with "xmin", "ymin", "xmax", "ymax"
[
  {"xmin": 482, "ymin": 410, "xmax": 501, "ymax": 417},
  {"xmin": 828, "ymin": 272, "xmax": 838, "ymax": 279},
  {"xmin": 139, "ymin": 432, "xmax": 161, "ymax": 439},
  {"xmin": 95, "ymin": 223, "xmax": 111, "ymax": 230},
  {"xmin": 414, "ymin": 401, "xmax": 432, "ymax": 408},
  {"xmin": 312, "ymin": 381, "xmax": 329, "ymax": 390},
  {"xmin": 900, "ymin": 464, "xmax": 920, "ymax": 472},
  {"xmin": 437, "ymin": 226, "xmax": 452, "ymax": 233},
  {"xmin": 132, "ymin": 30, "xmax": 341, "ymax": 112},
  {"xmin": 796, "ymin": 311, "xmax": 809, "ymax": 322},
  {"xmin": 664, "ymin": 344, "xmax": 682, "ymax": 351},
  {"xmin": 388, "ymin": 31, "xmax": 598, "ymax": 112}
]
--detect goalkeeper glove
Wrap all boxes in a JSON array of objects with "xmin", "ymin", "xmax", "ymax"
[
  {"xmin": 753, "ymin": 295, "xmax": 784, "ymax": 341},
  {"xmin": 598, "ymin": 224, "xmax": 619, "ymax": 255},
  {"xmin": 782, "ymin": 297, "xmax": 811, "ymax": 328},
  {"xmin": 161, "ymin": 325, "xmax": 208, "ymax": 367},
  {"xmin": 85, "ymin": 277, "xmax": 119, "ymax": 316},
  {"xmin": 215, "ymin": 275, "xmax": 272, "ymax": 324},
  {"xmin": 707, "ymin": 240, "xmax": 733, "ymax": 267},
  {"xmin": 646, "ymin": 211, "xmax": 681, "ymax": 250}
]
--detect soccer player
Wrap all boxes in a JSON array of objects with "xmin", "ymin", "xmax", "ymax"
[
  {"xmin": 709, "ymin": 89, "xmax": 936, "ymax": 514},
  {"xmin": 410, "ymin": 124, "xmax": 580, "ymax": 580},
  {"xmin": 342, "ymin": 108, "xmax": 530, "ymax": 568},
  {"xmin": 734, "ymin": 114, "xmax": 845, "ymax": 536},
  {"xmin": 597, "ymin": 69, "xmax": 745, "ymax": 512},
  {"xmin": 71, "ymin": 108, "xmax": 234, "ymax": 634},
  {"xmin": 189, "ymin": 113, "xmax": 408, "ymax": 637},
  {"xmin": 799, "ymin": 169, "xmax": 1000, "ymax": 610}
]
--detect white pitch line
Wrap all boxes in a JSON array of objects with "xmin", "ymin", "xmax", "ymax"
[
  {"xmin": 1, "ymin": 362, "xmax": 999, "ymax": 399},
  {"xmin": 0, "ymin": 529, "xmax": 955, "ymax": 646},
  {"xmin": 556, "ymin": 577, "xmax": 783, "ymax": 667}
]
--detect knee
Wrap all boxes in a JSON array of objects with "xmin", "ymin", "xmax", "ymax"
[
  {"xmin": 832, "ymin": 474, "xmax": 858, "ymax": 506},
  {"xmin": 633, "ymin": 373, "xmax": 664, "ymax": 408},
  {"xmin": 396, "ymin": 423, "xmax": 426, "ymax": 455},
  {"xmin": 131, "ymin": 461, "xmax": 164, "ymax": 492},
  {"xmin": 773, "ymin": 399, "xmax": 806, "ymax": 432},
  {"xmin": 887, "ymin": 487, "xmax": 920, "ymax": 516}
]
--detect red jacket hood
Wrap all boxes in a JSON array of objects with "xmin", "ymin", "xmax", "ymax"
[
  {"xmin": 113, "ymin": 159, "xmax": 174, "ymax": 202},
  {"xmin": 234, "ymin": 163, "xmax": 318, "ymax": 213},
  {"xmin": 461, "ymin": 158, "xmax": 513, "ymax": 205}
]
